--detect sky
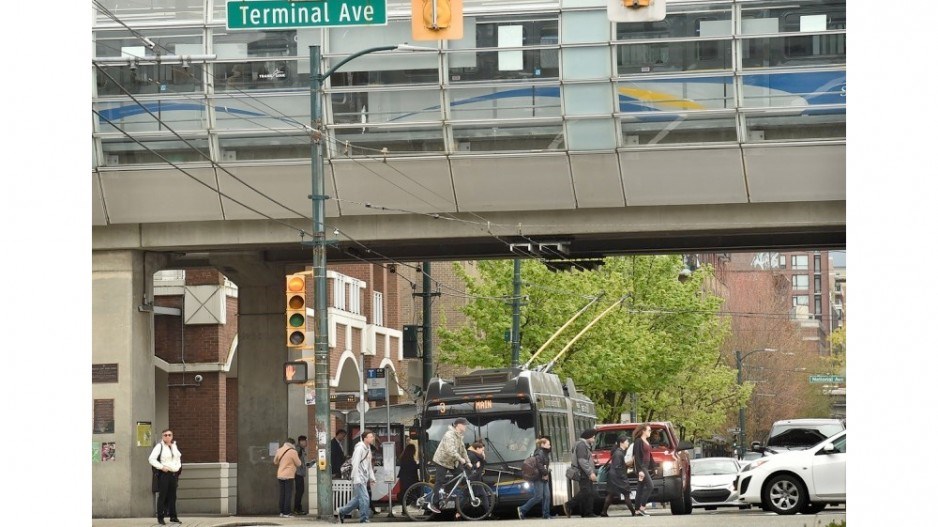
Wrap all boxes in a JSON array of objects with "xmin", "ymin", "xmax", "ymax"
[{"xmin": 1, "ymin": 2, "xmax": 936, "ymax": 526}]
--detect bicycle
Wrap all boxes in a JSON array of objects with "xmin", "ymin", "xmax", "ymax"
[{"xmin": 402, "ymin": 467, "xmax": 496, "ymax": 521}]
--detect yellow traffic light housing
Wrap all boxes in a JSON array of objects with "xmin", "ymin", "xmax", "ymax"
[
  {"xmin": 411, "ymin": 0, "xmax": 463, "ymax": 41},
  {"xmin": 286, "ymin": 274, "xmax": 308, "ymax": 348},
  {"xmin": 623, "ymin": 0, "xmax": 652, "ymax": 7}
]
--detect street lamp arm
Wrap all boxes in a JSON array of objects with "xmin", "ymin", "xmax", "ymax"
[{"xmin": 319, "ymin": 45, "xmax": 398, "ymax": 81}]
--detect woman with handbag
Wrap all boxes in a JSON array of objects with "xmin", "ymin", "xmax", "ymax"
[{"xmin": 148, "ymin": 429, "xmax": 182, "ymax": 525}]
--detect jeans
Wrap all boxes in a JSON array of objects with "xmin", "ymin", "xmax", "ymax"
[
  {"xmin": 519, "ymin": 479, "xmax": 551, "ymax": 518},
  {"xmin": 338, "ymin": 483, "xmax": 371, "ymax": 522},
  {"xmin": 278, "ymin": 478, "xmax": 294, "ymax": 515},
  {"xmin": 635, "ymin": 468, "xmax": 654, "ymax": 509},
  {"xmin": 294, "ymin": 475, "xmax": 305, "ymax": 512}
]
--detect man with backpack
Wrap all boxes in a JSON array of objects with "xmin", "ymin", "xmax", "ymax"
[
  {"xmin": 563, "ymin": 429, "xmax": 598, "ymax": 518},
  {"xmin": 518, "ymin": 436, "xmax": 552, "ymax": 520}
]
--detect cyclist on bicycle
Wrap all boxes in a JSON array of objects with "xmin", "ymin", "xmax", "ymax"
[{"xmin": 428, "ymin": 417, "xmax": 473, "ymax": 514}]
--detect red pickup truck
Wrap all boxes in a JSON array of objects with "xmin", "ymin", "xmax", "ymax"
[{"xmin": 592, "ymin": 422, "xmax": 694, "ymax": 515}]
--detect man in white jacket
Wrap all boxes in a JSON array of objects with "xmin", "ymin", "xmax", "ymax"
[
  {"xmin": 148, "ymin": 428, "xmax": 182, "ymax": 525},
  {"xmin": 337, "ymin": 429, "xmax": 377, "ymax": 523}
]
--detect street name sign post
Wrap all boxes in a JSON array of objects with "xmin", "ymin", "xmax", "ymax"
[
  {"xmin": 809, "ymin": 374, "xmax": 845, "ymax": 384},
  {"xmin": 227, "ymin": 0, "xmax": 388, "ymax": 29}
]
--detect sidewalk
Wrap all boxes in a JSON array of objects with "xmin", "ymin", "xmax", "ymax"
[{"xmin": 91, "ymin": 511, "xmax": 406, "ymax": 527}]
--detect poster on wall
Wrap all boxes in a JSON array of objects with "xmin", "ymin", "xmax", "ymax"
[
  {"xmin": 92, "ymin": 442, "xmax": 102, "ymax": 463},
  {"xmin": 136, "ymin": 422, "xmax": 153, "ymax": 447},
  {"xmin": 102, "ymin": 442, "xmax": 116, "ymax": 462},
  {"xmin": 93, "ymin": 399, "xmax": 115, "ymax": 434},
  {"xmin": 305, "ymin": 385, "xmax": 315, "ymax": 405}
]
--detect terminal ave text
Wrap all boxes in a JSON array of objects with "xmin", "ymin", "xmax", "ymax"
[{"xmin": 226, "ymin": 1, "xmax": 388, "ymax": 29}]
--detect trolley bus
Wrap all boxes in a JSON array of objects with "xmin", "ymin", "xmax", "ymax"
[{"xmin": 418, "ymin": 367, "xmax": 597, "ymax": 514}]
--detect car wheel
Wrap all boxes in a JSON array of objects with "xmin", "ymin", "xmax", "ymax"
[
  {"xmin": 804, "ymin": 502, "xmax": 827, "ymax": 514},
  {"xmin": 762, "ymin": 474, "xmax": 807, "ymax": 515},
  {"xmin": 669, "ymin": 472, "xmax": 693, "ymax": 515}
]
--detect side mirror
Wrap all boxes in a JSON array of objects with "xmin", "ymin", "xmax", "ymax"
[
  {"xmin": 677, "ymin": 440, "xmax": 694, "ymax": 451},
  {"xmin": 751, "ymin": 442, "xmax": 764, "ymax": 453},
  {"xmin": 820, "ymin": 443, "xmax": 836, "ymax": 454}
]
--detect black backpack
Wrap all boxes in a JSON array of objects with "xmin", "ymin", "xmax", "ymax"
[{"xmin": 521, "ymin": 454, "xmax": 540, "ymax": 481}]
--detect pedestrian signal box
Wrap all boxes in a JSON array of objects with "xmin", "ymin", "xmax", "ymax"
[
  {"xmin": 284, "ymin": 361, "xmax": 309, "ymax": 384},
  {"xmin": 286, "ymin": 274, "xmax": 308, "ymax": 348},
  {"xmin": 607, "ymin": 0, "xmax": 666, "ymax": 22},
  {"xmin": 411, "ymin": 0, "xmax": 463, "ymax": 41}
]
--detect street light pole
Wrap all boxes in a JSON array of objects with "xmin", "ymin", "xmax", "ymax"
[
  {"xmin": 735, "ymin": 348, "xmax": 779, "ymax": 458},
  {"xmin": 308, "ymin": 43, "xmax": 434, "ymax": 520}
]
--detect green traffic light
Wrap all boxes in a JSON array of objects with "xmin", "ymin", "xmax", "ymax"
[{"xmin": 289, "ymin": 313, "xmax": 305, "ymax": 327}]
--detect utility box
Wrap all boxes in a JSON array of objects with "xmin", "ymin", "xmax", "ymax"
[{"xmin": 403, "ymin": 324, "xmax": 420, "ymax": 358}]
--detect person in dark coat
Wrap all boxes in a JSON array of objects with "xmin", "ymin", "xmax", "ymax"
[
  {"xmin": 518, "ymin": 436, "xmax": 552, "ymax": 519},
  {"xmin": 563, "ymin": 428, "xmax": 598, "ymax": 518},
  {"xmin": 601, "ymin": 434, "xmax": 636, "ymax": 516},
  {"xmin": 331, "ymin": 429, "xmax": 348, "ymax": 478},
  {"xmin": 632, "ymin": 424, "xmax": 656, "ymax": 516},
  {"xmin": 397, "ymin": 443, "xmax": 420, "ymax": 507}
]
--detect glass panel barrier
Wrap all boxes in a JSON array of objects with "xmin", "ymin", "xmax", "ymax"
[
  {"xmin": 211, "ymin": 94, "xmax": 310, "ymax": 131},
  {"xmin": 740, "ymin": 71, "xmax": 846, "ymax": 108},
  {"xmin": 448, "ymin": 48, "xmax": 559, "ymax": 83},
  {"xmin": 95, "ymin": 99, "xmax": 208, "ymax": 132},
  {"xmin": 331, "ymin": 88, "xmax": 444, "ymax": 124},
  {"xmin": 620, "ymin": 112, "xmax": 737, "ymax": 146},
  {"xmin": 616, "ymin": 76, "xmax": 736, "ymax": 112},
  {"xmin": 218, "ymin": 134, "xmax": 310, "ymax": 161},
  {"xmin": 452, "ymin": 121, "xmax": 564, "ymax": 152},
  {"xmin": 101, "ymin": 136, "xmax": 210, "ymax": 165},
  {"xmin": 743, "ymin": 108, "xmax": 845, "ymax": 142},
  {"xmin": 330, "ymin": 125, "xmax": 446, "ymax": 155},
  {"xmin": 447, "ymin": 85, "xmax": 561, "ymax": 120}
]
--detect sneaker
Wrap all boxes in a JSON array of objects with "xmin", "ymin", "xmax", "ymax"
[
  {"xmin": 517, "ymin": 507, "xmax": 525, "ymax": 520},
  {"xmin": 636, "ymin": 510, "xmax": 648, "ymax": 517},
  {"xmin": 562, "ymin": 503, "xmax": 571, "ymax": 518},
  {"xmin": 427, "ymin": 503, "xmax": 442, "ymax": 514},
  {"xmin": 280, "ymin": 513, "xmax": 292, "ymax": 518}
]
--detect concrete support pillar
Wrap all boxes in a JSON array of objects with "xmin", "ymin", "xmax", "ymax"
[
  {"xmin": 227, "ymin": 259, "xmax": 309, "ymax": 514},
  {"xmin": 92, "ymin": 250, "xmax": 167, "ymax": 517}
]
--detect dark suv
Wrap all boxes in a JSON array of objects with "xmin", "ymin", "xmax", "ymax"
[{"xmin": 592, "ymin": 422, "xmax": 695, "ymax": 515}]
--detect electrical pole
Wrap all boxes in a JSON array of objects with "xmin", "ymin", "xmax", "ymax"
[
  {"xmin": 422, "ymin": 261, "xmax": 433, "ymax": 390},
  {"xmin": 511, "ymin": 258, "xmax": 521, "ymax": 368},
  {"xmin": 736, "ymin": 350, "xmax": 745, "ymax": 458}
]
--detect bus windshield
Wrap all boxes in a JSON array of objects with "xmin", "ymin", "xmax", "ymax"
[{"xmin": 426, "ymin": 411, "xmax": 536, "ymax": 464}]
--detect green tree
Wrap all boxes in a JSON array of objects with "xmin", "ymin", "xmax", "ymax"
[{"xmin": 438, "ymin": 256, "xmax": 746, "ymax": 441}]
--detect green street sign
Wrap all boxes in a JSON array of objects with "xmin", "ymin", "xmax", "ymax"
[
  {"xmin": 226, "ymin": 0, "xmax": 388, "ymax": 30},
  {"xmin": 809, "ymin": 374, "xmax": 845, "ymax": 384}
]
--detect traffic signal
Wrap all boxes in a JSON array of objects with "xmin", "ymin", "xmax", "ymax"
[
  {"xmin": 411, "ymin": 0, "xmax": 463, "ymax": 41},
  {"xmin": 286, "ymin": 273, "xmax": 308, "ymax": 348},
  {"xmin": 284, "ymin": 361, "xmax": 309, "ymax": 384},
  {"xmin": 607, "ymin": 0, "xmax": 666, "ymax": 22}
]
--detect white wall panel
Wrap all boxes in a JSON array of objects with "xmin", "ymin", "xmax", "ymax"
[
  {"xmin": 99, "ymin": 167, "xmax": 223, "ymax": 223},
  {"xmin": 332, "ymin": 157, "xmax": 457, "ymax": 215},
  {"xmin": 620, "ymin": 148, "xmax": 747, "ymax": 206},
  {"xmin": 744, "ymin": 144, "xmax": 845, "ymax": 202},
  {"xmin": 215, "ymin": 164, "xmax": 338, "ymax": 220},
  {"xmin": 450, "ymin": 154, "xmax": 574, "ymax": 211},
  {"xmin": 93, "ymin": 171, "xmax": 109, "ymax": 225},
  {"xmin": 569, "ymin": 153, "xmax": 625, "ymax": 208}
]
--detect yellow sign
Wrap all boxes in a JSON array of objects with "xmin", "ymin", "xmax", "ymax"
[
  {"xmin": 136, "ymin": 422, "xmax": 152, "ymax": 447},
  {"xmin": 411, "ymin": 0, "xmax": 463, "ymax": 41}
]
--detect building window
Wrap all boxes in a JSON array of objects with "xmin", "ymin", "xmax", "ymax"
[
  {"xmin": 792, "ymin": 274, "xmax": 809, "ymax": 290},
  {"xmin": 792, "ymin": 255, "xmax": 808, "ymax": 270},
  {"xmin": 349, "ymin": 283, "xmax": 361, "ymax": 315},
  {"xmin": 373, "ymin": 292, "xmax": 384, "ymax": 326},
  {"xmin": 779, "ymin": 255, "xmax": 786, "ymax": 269},
  {"xmin": 814, "ymin": 295, "xmax": 822, "ymax": 318},
  {"xmin": 793, "ymin": 295, "xmax": 809, "ymax": 306},
  {"xmin": 814, "ymin": 275, "xmax": 822, "ymax": 292},
  {"xmin": 333, "ymin": 277, "xmax": 346, "ymax": 311},
  {"xmin": 814, "ymin": 254, "xmax": 822, "ymax": 270}
]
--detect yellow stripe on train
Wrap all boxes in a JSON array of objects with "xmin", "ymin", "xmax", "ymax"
[{"xmin": 617, "ymin": 87, "xmax": 706, "ymax": 110}]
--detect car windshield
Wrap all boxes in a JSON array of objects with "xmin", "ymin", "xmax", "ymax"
[
  {"xmin": 595, "ymin": 427, "xmax": 669, "ymax": 451},
  {"xmin": 766, "ymin": 424, "xmax": 843, "ymax": 448},
  {"xmin": 425, "ymin": 412, "xmax": 536, "ymax": 464},
  {"xmin": 691, "ymin": 459, "xmax": 738, "ymax": 475}
]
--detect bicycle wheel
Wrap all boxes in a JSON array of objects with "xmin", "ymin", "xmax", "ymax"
[
  {"xmin": 402, "ymin": 482, "xmax": 436, "ymax": 521},
  {"xmin": 456, "ymin": 481, "xmax": 495, "ymax": 521}
]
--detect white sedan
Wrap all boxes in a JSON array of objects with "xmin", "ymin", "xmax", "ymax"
[
  {"xmin": 689, "ymin": 457, "xmax": 746, "ymax": 510},
  {"xmin": 736, "ymin": 430, "xmax": 846, "ymax": 515}
]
